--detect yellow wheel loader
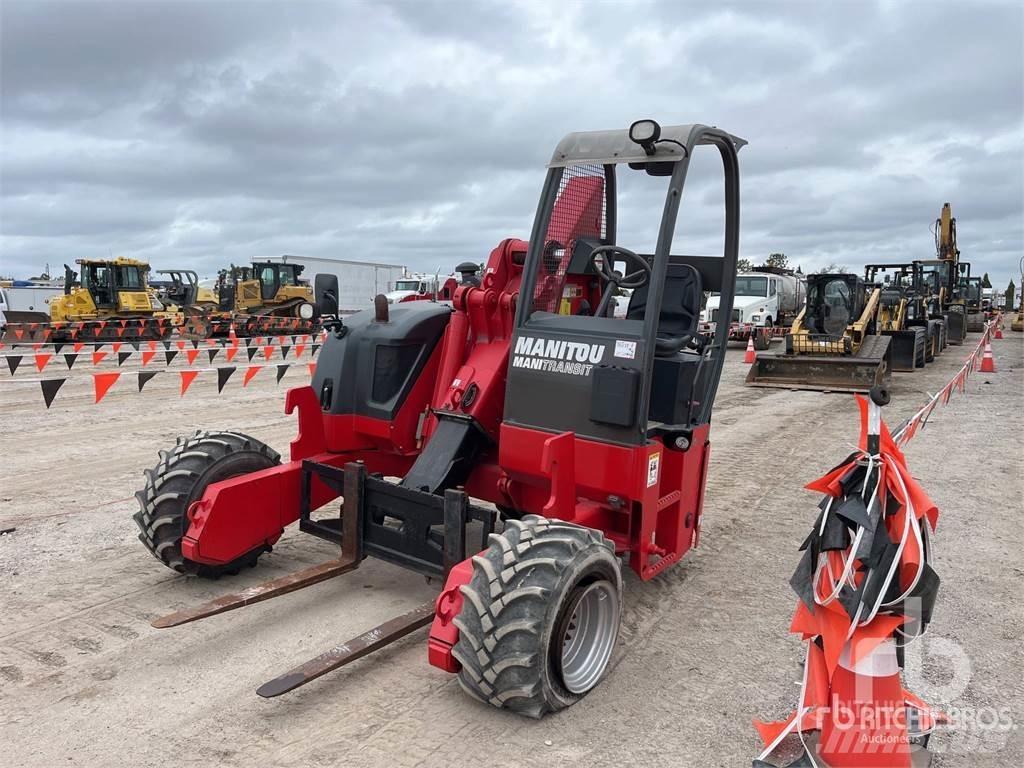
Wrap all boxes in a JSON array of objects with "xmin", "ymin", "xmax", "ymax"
[
  {"xmin": 47, "ymin": 258, "xmax": 179, "ymax": 341},
  {"xmin": 745, "ymin": 273, "xmax": 891, "ymax": 393}
]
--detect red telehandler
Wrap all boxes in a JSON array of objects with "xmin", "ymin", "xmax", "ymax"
[{"xmin": 134, "ymin": 120, "xmax": 745, "ymax": 716}]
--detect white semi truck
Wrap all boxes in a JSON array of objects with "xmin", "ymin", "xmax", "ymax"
[{"xmin": 701, "ymin": 268, "xmax": 805, "ymax": 347}]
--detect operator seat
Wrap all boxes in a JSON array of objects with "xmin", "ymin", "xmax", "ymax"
[
  {"xmin": 625, "ymin": 261, "xmax": 703, "ymax": 355},
  {"xmin": 625, "ymin": 260, "xmax": 704, "ymax": 426}
]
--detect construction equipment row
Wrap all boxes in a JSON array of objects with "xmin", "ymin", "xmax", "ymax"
[{"xmin": 745, "ymin": 203, "xmax": 990, "ymax": 392}]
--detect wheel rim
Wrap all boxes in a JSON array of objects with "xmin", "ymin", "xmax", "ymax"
[{"xmin": 558, "ymin": 579, "xmax": 619, "ymax": 694}]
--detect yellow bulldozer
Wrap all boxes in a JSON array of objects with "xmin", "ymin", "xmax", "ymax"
[
  {"xmin": 48, "ymin": 258, "xmax": 179, "ymax": 341},
  {"xmin": 208, "ymin": 259, "xmax": 316, "ymax": 334},
  {"xmin": 745, "ymin": 273, "xmax": 892, "ymax": 393}
]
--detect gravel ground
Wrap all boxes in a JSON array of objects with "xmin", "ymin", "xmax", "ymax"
[{"xmin": 0, "ymin": 331, "xmax": 1021, "ymax": 767}]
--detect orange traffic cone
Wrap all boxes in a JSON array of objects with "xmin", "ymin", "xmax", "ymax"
[
  {"xmin": 744, "ymin": 333, "xmax": 756, "ymax": 364},
  {"xmin": 980, "ymin": 340, "xmax": 996, "ymax": 372},
  {"xmin": 994, "ymin": 324, "xmax": 1003, "ymax": 340},
  {"xmin": 819, "ymin": 638, "xmax": 912, "ymax": 767}
]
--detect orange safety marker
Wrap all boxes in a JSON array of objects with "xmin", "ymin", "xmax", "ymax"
[
  {"xmin": 744, "ymin": 333, "xmax": 756, "ymax": 364},
  {"xmin": 819, "ymin": 638, "xmax": 912, "ymax": 767},
  {"xmin": 980, "ymin": 339, "xmax": 996, "ymax": 372}
]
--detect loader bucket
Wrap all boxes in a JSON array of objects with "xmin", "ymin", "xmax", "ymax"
[
  {"xmin": 744, "ymin": 336, "xmax": 891, "ymax": 394},
  {"xmin": 882, "ymin": 329, "xmax": 918, "ymax": 372},
  {"xmin": 945, "ymin": 310, "xmax": 966, "ymax": 344}
]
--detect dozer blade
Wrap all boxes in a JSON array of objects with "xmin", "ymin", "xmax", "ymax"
[
  {"xmin": 152, "ymin": 557, "xmax": 359, "ymax": 628},
  {"xmin": 745, "ymin": 336, "xmax": 890, "ymax": 394},
  {"xmin": 256, "ymin": 601, "xmax": 436, "ymax": 697}
]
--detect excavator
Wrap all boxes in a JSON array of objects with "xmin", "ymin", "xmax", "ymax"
[
  {"xmin": 745, "ymin": 273, "xmax": 891, "ymax": 392},
  {"xmin": 46, "ymin": 257, "xmax": 179, "ymax": 341},
  {"xmin": 914, "ymin": 203, "xmax": 968, "ymax": 345}
]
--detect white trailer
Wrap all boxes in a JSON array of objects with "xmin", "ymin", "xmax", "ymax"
[
  {"xmin": 264, "ymin": 256, "xmax": 406, "ymax": 314},
  {"xmin": 0, "ymin": 283, "xmax": 62, "ymax": 330}
]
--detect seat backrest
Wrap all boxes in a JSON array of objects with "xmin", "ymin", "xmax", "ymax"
[{"xmin": 626, "ymin": 262, "xmax": 703, "ymax": 339}]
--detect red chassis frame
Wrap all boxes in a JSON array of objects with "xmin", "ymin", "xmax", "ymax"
[{"xmin": 179, "ymin": 237, "xmax": 712, "ymax": 673}]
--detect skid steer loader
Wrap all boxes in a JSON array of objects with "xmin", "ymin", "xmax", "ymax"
[
  {"xmin": 131, "ymin": 120, "xmax": 744, "ymax": 715},
  {"xmin": 744, "ymin": 273, "xmax": 891, "ymax": 392}
]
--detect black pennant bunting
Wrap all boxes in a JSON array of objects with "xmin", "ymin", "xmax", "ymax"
[
  {"xmin": 40, "ymin": 378, "xmax": 67, "ymax": 408},
  {"xmin": 131, "ymin": 342, "xmax": 140, "ymax": 351},
  {"xmin": 191, "ymin": 339, "xmax": 199, "ymax": 349},
  {"xmin": 275, "ymin": 363, "xmax": 290, "ymax": 384},
  {"xmin": 64, "ymin": 353, "xmax": 79, "ymax": 369},
  {"xmin": 280, "ymin": 345, "xmax": 291, "ymax": 359},
  {"xmin": 138, "ymin": 371, "xmax": 160, "ymax": 391},
  {"xmin": 165, "ymin": 350, "xmax": 178, "ymax": 365},
  {"xmin": 5, "ymin": 355, "xmax": 22, "ymax": 375},
  {"xmin": 162, "ymin": 340, "xmax": 172, "ymax": 350},
  {"xmin": 53, "ymin": 343, "xmax": 65, "ymax": 355},
  {"xmin": 246, "ymin": 346, "xmax": 258, "ymax": 362},
  {"xmin": 245, "ymin": 338, "xmax": 253, "ymax": 347},
  {"xmin": 117, "ymin": 352, "xmax": 132, "ymax": 366},
  {"xmin": 217, "ymin": 366, "xmax": 236, "ymax": 393},
  {"xmin": 207, "ymin": 348, "xmax": 219, "ymax": 363},
  {"xmin": 311, "ymin": 343, "xmax": 320, "ymax": 355}
]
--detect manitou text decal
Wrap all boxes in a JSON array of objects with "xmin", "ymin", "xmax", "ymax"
[{"xmin": 512, "ymin": 336, "xmax": 605, "ymax": 376}]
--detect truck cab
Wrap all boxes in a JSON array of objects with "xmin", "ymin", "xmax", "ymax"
[
  {"xmin": 385, "ymin": 273, "xmax": 459, "ymax": 304},
  {"xmin": 701, "ymin": 268, "xmax": 803, "ymax": 344}
]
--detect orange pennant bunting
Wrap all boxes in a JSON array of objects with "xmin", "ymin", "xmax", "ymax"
[
  {"xmin": 179, "ymin": 369, "xmax": 200, "ymax": 395},
  {"xmin": 93, "ymin": 372, "xmax": 120, "ymax": 403}
]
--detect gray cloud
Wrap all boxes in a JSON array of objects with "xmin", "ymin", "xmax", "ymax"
[{"xmin": 1, "ymin": 0, "xmax": 1021, "ymax": 289}]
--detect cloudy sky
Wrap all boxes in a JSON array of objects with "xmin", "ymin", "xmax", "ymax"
[{"xmin": 1, "ymin": 0, "xmax": 1022, "ymax": 288}]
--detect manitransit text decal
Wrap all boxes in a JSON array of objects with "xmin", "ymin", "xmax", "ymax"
[{"xmin": 511, "ymin": 336, "xmax": 605, "ymax": 376}]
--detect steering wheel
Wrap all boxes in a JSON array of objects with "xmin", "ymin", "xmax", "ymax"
[{"xmin": 590, "ymin": 245, "xmax": 651, "ymax": 317}]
